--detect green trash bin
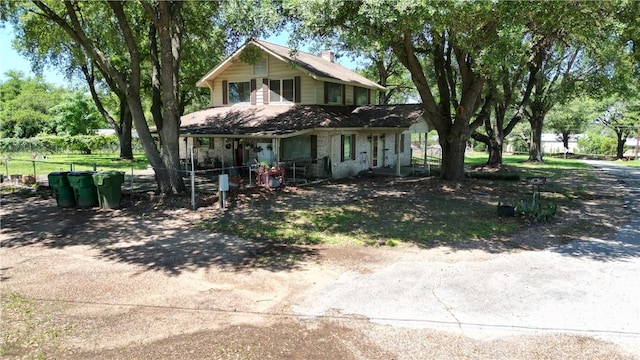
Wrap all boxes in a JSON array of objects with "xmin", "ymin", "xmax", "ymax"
[
  {"xmin": 48, "ymin": 171, "xmax": 76, "ymax": 208},
  {"xmin": 67, "ymin": 171, "xmax": 98, "ymax": 208},
  {"xmin": 92, "ymin": 171, "xmax": 125, "ymax": 209}
]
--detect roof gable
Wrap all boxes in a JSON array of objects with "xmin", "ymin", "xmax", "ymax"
[{"xmin": 196, "ymin": 39, "xmax": 384, "ymax": 90}]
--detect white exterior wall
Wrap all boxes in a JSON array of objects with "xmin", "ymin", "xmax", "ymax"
[
  {"xmin": 345, "ymin": 84, "xmax": 354, "ymax": 105},
  {"xmin": 289, "ymin": 131, "xmax": 413, "ymax": 178},
  {"xmin": 399, "ymin": 131, "xmax": 413, "ymax": 165},
  {"xmin": 307, "ymin": 132, "xmax": 332, "ymax": 177}
]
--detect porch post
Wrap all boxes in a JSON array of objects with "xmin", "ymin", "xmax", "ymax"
[
  {"xmin": 273, "ymin": 138, "xmax": 280, "ymax": 163},
  {"xmin": 221, "ymin": 137, "xmax": 225, "ymax": 172},
  {"xmin": 395, "ymin": 133, "xmax": 401, "ymax": 177}
]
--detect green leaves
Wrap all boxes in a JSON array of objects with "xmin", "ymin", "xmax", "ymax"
[
  {"xmin": 49, "ymin": 91, "xmax": 106, "ymax": 136},
  {"xmin": 0, "ymin": 71, "xmax": 65, "ymax": 138}
]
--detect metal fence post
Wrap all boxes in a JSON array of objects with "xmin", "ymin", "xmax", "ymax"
[
  {"xmin": 130, "ymin": 165, "xmax": 134, "ymax": 193},
  {"xmin": 190, "ymin": 146, "xmax": 196, "ymax": 210}
]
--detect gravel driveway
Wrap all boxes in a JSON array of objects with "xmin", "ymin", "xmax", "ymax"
[
  {"xmin": 1, "ymin": 160, "xmax": 639, "ymax": 359},
  {"xmin": 293, "ymin": 161, "xmax": 640, "ymax": 356}
]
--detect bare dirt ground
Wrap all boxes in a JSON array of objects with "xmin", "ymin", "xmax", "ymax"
[{"xmin": 0, "ymin": 169, "xmax": 636, "ymax": 359}]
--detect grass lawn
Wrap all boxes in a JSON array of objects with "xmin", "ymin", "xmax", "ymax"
[
  {"xmin": 1, "ymin": 152, "xmax": 149, "ymax": 178},
  {"xmin": 608, "ymin": 158, "xmax": 640, "ymax": 168},
  {"xmin": 203, "ymin": 154, "xmax": 605, "ymax": 246}
]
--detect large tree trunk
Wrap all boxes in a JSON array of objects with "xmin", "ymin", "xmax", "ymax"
[
  {"xmin": 616, "ymin": 135, "xmax": 626, "ymax": 159},
  {"xmin": 128, "ymin": 93, "xmax": 163, "ymax": 170},
  {"xmin": 440, "ymin": 110, "xmax": 473, "ymax": 180},
  {"xmin": 528, "ymin": 115, "xmax": 544, "ymax": 162},
  {"xmin": 487, "ymin": 138, "xmax": 503, "ymax": 166},
  {"xmin": 561, "ymin": 132, "xmax": 570, "ymax": 151},
  {"xmin": 153, "ymin": 1, "xmax": 186, "ymax": 194},
  {"xmin": 486, "ymin": 98, "xmax": 504, "ymax": 167},
  {"xmin": 472, "ymin": 131, "xmax": 503, "ymax": 166},
  {"xmin": 118, "ymin": 101, "xmax": 133, "ymax": 160},
  {"xmin": 440, "ymin": 133, "xmax": 468, "ymax": 180}
]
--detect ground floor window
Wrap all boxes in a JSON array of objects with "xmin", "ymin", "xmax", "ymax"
[
  {"xmin": 282, "ymin": 136, "xmax": 314, "ymax": 160},
  {"xmin": 341, "ymin": 134, "xmax": 356, "ymax": 162},
  {"xmin": 197, "ymin": 137, "xmax": 213, "ymax": 148}
]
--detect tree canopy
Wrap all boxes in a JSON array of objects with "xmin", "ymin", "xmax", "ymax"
[
  {"xmin": 284, "ymin": 1, "xmax": 628, "ymax": 177},
  {"xmin": 0, "ymin": 71, "xmax": 65, "ymax": 138},
  {"xmin": 5, "ymin": 1, "xmax": 227, "ymax": 193}
]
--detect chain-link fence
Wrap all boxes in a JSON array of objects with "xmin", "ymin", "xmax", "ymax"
[
  {"xmin": 1, "ymin": 155, "xmax": 437, "ymax": 210},
  {"xmin": 0, "ymin": 157, "xmax": 330, "ymax": 208}
]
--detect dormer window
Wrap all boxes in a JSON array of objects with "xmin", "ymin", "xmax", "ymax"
[{"xmin": 229, "ymin": 81, "xmax": 251, "ymax": 103}]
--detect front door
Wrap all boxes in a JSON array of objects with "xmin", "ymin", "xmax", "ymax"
[
  {"xmin": 372, "ymin": 135, "xmax": 379, "ymax": 167},
  {"xmin": 235, "ymin": 140, "xmax": 244, "ymax": 166}
]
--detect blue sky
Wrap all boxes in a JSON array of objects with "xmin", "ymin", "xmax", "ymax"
[
  {"xmin": 0, "ymin": 24, "xmax": 356, "ymax": 87},
  {"xmin": 0, "ymin": 25, "xmax": 69, "ymax": 85}
]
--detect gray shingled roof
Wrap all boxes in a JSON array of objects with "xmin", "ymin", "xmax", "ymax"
[
  {"xmin": 252, "ymin": 39, "xmax": 384, "ymax": 90},
  {"xmin": 180, "ymin": 105, "xmax": 424, "ymax": 136},
  {"xmin": 197, "ymin": 39, "xmax": 384, "ymax": 90}
]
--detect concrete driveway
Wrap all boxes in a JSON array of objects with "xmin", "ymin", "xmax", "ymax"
[{"xmin": 293, "ymin": 161, "xmax": 640, "ymax": 356}]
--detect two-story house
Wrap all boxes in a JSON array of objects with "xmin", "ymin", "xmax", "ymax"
[{"xmin": 179, "ymin": 39, "xmax": 429, "ymax": 179}]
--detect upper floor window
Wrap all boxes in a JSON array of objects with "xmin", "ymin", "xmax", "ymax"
[
  {"xmin": 253, "ymin": 57, "xmax": 267, "ymax": 75},
  {"xmin": 354, "ymin": 86, "xmax": 369, "ymax": 105},
  {"xmin": 269, "ymin": 79, "xmax": 295, "ymax": 102},
  {"xmin": 229, "ymin": 81, "xmax": 251, "ymax": 103},
  {"xmin": 325, "ymin": 82, "xmax": 344, "ymax": 104}
]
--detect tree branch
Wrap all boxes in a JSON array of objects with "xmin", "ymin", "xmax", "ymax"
[
  {"xmin": 395, "ymin": 26, "xmax": 441, "ymax": 126},
  {"xmin": 107, "ymin": 1, "xmax": 141, "ymax": 88},
  {"xmin": 31, "ymin": 1, "xmax": 127, "ymax": 91},
  {"xmin": 80, "ymin": 60, "xmax": 120, "ymax": 136}
]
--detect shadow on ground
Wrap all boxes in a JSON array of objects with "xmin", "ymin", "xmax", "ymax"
[
  {"xmin": 552, "ymin": 224, "xmax": 640, "ymax": 262},
  {"xmin": 2, "ymin": 165, "xmax": 637, "ymax": 275},
  {"xmin": 0, "ymin": 191, "xmax": 318, "ymax": 275}
]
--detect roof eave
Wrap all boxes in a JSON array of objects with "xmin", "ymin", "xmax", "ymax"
[{"xmin": 306, "ymin": 74, "xmax": 386, "ymax": 91}]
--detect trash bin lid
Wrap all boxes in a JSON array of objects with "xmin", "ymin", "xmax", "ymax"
[
  {"xmin": 92, "ymin": 171, "xmax": 125, "ymax": 185},
  {"xmin": 68, "ymin": 171, "xmax": 95, "ymax": 176}
]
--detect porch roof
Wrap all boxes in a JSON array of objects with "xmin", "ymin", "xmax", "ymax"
[{"xmin": 180, "ymin": 104, "xmax": 425, "ymax": 137}]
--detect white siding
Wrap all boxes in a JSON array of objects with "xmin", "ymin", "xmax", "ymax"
[
  {"xmin": 208, "ymin": 52, "xmax": 327, "ymax": 106},
  {"xmin": 302, "ymin": 77, "xmax": 320, "ymax": 104},
  {"xmin": 345, "ymin": 84, "xmax": 354, "ymax": 105}
]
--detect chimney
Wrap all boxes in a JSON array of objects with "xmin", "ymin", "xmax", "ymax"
[{"xmin": 321, "ymin": 50, "xmax": 335, "ymax": 63}]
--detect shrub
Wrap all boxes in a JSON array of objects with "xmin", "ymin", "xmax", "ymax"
[
  {"xmin": 0, "ymin": 135, "xmax": 139, "ymax": 154},
  {"xmin": 515, "ymin": 200, "xmax": 558, "ymax": 223},
  {"xmin": 577, "ymin": 133, "xmax": 617, "ymax": 156}
]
